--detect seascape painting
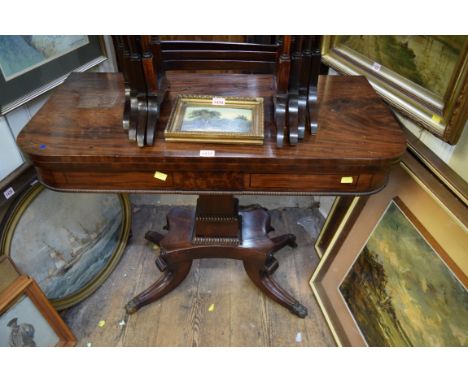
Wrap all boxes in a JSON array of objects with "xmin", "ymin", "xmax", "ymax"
[
  {"xmin": 336, "ymin": 36, "xmax": 466, "ymax": 98},
  {"xmin": 8, "ymin": 190, "xmax": 123, "ymax": 301},
  {"xmin": 340, "ymin": 200, "xmax": 468, "ymax": 347},
  {"xmin": 180, "ymin": 106, "xmax": 253, "ymax": 133},
  {"xmin": 0, "ymin": 296, "xmax": 59, "ymax": 347},
  {"xmin": 0, "ymin": 36, "xmax": 89, "ymax": 81}
]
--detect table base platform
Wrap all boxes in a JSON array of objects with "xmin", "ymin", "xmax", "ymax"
[{"xmin": 125, "ymin": 196, "xmax": 308, "ymax": 318}]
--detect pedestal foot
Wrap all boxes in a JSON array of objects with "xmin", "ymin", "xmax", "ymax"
[
  {"xmin": 243, "ymin": 260, "xmax": 308, "ymax": 318},
  {"xmin": 144, "ymin": 230, "xmax": 165, "ymax": 245},
  {"xmin": 125, "ymin": 299, "xmax": 139, "ymax": 314},
  {"xmin": 291, "ymin": 302, "xmax": 308, "ymax": 318},
  {"xmin": 125, "ymin": 259, "xmax": 192, "ymax": 314}
]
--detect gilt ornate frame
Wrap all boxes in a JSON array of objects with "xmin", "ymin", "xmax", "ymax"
[{"xmin": 165, "ymin": 94, "xmax": 264, "ymax": 145}]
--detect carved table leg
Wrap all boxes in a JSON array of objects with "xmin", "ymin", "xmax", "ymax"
[
  {"xmin": 243, "ymin": 255, "xmax": 308, "ymax": 318},
  {"xmin": 270, "ymin": 233, "xmax": 297, "ymax": 252},
  {"xmin": 125, "ymin": 254, "xmax": 193, "ymax": 314}
]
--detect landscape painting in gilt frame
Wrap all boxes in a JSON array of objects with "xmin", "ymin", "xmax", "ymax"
[
  {"xmin": 164, "ymin": 94, "xmax": 264, "ymax": 145},
  {"xmin": 311, "ymin": 151, "xmax": 468, "ymax": 346},
  {"xmin": 321, "ymin": 36, "xmax": 468, "ymax": 144}
]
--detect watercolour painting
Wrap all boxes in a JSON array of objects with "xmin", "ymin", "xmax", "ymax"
[
  {"xmin": 181, "ymin": 106, "xmax": 253, "ymax": 133},
  {"xmin": 0, "ymin": 36, "xmax": 89, "ymax": 81}
]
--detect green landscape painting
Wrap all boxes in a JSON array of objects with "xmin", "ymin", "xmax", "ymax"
[
  {"xmin": 340, "ymin": 201, "xmax": 468, "ymax": 346},
  {"xmin": 181, "ymin": 106, "xmax": 252, "ymax": 133},
  {"xmin": 336, "ymin": 36, "xmax": 466, "ymax": 98}
]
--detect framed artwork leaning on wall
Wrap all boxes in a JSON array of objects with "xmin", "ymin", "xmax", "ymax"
[
  {"xmin": 0, "ymin": 182, "xmax": 132, "ymax": 311},
  {"xmin": 310, "ymin": 150, "xmax": 468, "ymax": 346},
  {"xmin": 0, "ymin": 275, "xmax": 75, "ymax": 346},
  {"xmin": 0, "ymin": 35, "xmax": 107, "ymax": 115},
  {"xmin": 321, "ymin": 36, "xmax": 468, "ymax": 144}
]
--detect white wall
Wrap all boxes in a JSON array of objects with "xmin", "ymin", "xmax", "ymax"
[{"xmin": 0, "ymin": 115, "xmax": 24, "ymax": 179}]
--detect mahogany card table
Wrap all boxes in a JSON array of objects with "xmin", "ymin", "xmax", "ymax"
[{"xmin": 17, "ymin": 72, "xmax": 406, "ymax": 317}]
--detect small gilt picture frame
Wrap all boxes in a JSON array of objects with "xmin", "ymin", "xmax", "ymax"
[{"xmin": 164, "ymin": 94, "xmax": 264, "ymax": 145}]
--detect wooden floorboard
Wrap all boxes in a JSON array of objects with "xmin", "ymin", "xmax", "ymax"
[
  {"xmin": 62, "ymin": 204, "xmax": 335, "ymax": 347},
  {"xmin": 284, "ymin": 207, "xmax": 336, "ymax": 346}
]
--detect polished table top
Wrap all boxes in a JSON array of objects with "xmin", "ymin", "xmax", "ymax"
[{"xmin": 17, "ymin": 72, "xmax": 406, "ymax": 195}]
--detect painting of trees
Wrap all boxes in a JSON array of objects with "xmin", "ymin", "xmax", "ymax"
[
  {"xmin": 181, "ymin": 106, "xmax": 252, "ymax": 133},
  {"xmin": 339, "ymin": 201, "xmax": 468, "ymax": 346}
]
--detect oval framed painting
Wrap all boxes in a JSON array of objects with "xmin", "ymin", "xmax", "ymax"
[{"xmin": 0, "ymin": 182, "xmax": 131, "ymax": 310}]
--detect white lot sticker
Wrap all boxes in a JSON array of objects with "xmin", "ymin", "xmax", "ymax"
[
  {"xmin": 372, "ymin": 62, "xmax": 382, "ymax": 72},
  {"xmin": 212, "ymin": 97, "xmax": 226, "ymax": 106},
  {"xmin": 3, "ymin": 187, "xmax": 14, "ymax": 199},
  {"xmin": 200, "ymin": 150, "xmax": 215, "ymax": 157}
]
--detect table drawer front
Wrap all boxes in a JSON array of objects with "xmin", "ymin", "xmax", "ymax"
[
  {"xmin": 39, "ymin": 169, "xmax": 383, "ymax": 194},
  {"xmin": 172, "ymin": 172, "xmax": 245, "ymax": 190},
  {"xmin": 250, "ymin": 173, "xmax": 367, "ymax": 191},
  {"xmin": 46, "ymin": 171, "xmax": 174, "ymax": 190}
]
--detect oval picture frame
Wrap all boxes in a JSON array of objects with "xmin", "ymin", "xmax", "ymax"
[{"xmin": 0, "ymin": 182, "xmax": 131, "ymax": 310}]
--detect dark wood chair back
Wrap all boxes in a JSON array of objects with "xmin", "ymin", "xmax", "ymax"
[
  {"xmin": 111, "ymin": 35, "xmax": 322, "ymax": 148},
  {"xmin": 159, "ymin": 40, "xmax": 279, "ymax": 73}
]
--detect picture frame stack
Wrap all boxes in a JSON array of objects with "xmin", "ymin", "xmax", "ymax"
[
  {"xmin": 0, "ymin": 181, "xmax": 132, "ymax": 311},
  {"xmin": 1, "ymin": 160, "xmax": 132, "ymax": 314}
]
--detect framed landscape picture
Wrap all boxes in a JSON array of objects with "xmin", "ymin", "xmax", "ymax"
[
  {"xmin": 0, "ymin": 275, "xmax": 75, "ymax": 346},
  {"xmin": 164, "ymin": 94, "xmax": 264, "ymax": 144},
  {"xmin": 0, "ymin": 35, "xmax": 107, "ymax": 115},
  {"xmin": 321, "ymin": 36, "xmax": 468, "ymax": 144},
  {"xmin": 311, "ymin": 151, "xmax": 468, "ymax": 346}
]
